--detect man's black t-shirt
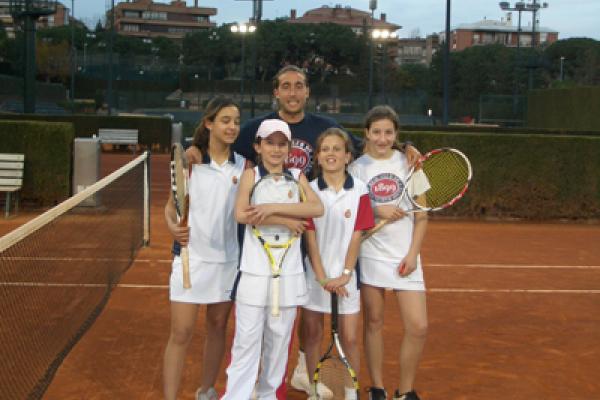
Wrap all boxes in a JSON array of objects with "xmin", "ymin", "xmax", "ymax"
[{"xmin": 232, "ymin": 111, "xmax": 362, "ymax": 176}]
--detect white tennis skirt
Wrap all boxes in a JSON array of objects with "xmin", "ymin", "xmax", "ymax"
[
  {"xmin": 170, "ymin": 256, "xmax": 238, "ymax": 304},
  {"xmin": 302, "ymin": 273, "xmax": 360, "ymax": 314},
  {"xmin": 359, "ymin": 256, "xmax": 426, "ymax": 291}
]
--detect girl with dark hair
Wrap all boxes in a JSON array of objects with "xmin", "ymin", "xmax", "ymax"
[
  {"xmin": 163, "ymin": 96, "xmax": 247, "ymax": 400},
  {"xmin": 349, "ymin": 105, "xmax": 429, "ymax": 400}
]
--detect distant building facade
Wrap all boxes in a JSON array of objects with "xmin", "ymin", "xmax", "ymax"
[
  {"xmin": 0, "ymin": 1, "xmax": 71, "ymax": 38},
  {"xmin": 395, "ymin": 35, "xmax": 439, "ymax": 66},
  {"xmin": 287, "ymin": 4, "xmax": 400, "ymax": 35},
  {"xmin": 110, "ymin": 0, "xmax": 216, "ymax": 40},
  {"xmin": 440, "ymin": 14, "xmax": 558, "ymax": 51}
]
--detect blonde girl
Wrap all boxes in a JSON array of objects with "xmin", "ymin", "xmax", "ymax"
[{"xmin": 302, "ymin": 128, "xmax": 375, "ymax": 400}]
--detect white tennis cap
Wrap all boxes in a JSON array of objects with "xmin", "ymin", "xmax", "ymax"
[{"xmin": 256, "ymin": 119, "xmax": 292, "ymax": 142}]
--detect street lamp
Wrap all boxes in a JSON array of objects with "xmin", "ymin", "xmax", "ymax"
[
  {"xmin": 559, "ymin": 56, "xmax": 565, "ymax": 81},
  {"xmin": 194, "ymin": 73, "xmax": 200, "ymax": 110},
  {"xmin": 208, "ymin": 30, "xmax": 220, "ymax": 96},
  {"xmin": 82, "ymin": 32, "xmax": 95, "ymax": 72},
  {"xmin": 371, "ymin": 29, "xmax": 397, "ymax": 105},
  {"xmin": 231, "ymin": 23, "xmax": 256, "ymax": 114}
]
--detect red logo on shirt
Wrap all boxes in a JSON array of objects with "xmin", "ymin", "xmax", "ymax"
[
  {"xmin": 368, "ymin": 173, "xmax": 403, "ymax": 203},
  {"xmin": 286, "ymin": 139, "xmax": 313, "ymax": 173}
]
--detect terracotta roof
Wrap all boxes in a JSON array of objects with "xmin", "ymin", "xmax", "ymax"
[{"xmin": 288, "ymin": 5, "xmax": 400, "ymax": 31}]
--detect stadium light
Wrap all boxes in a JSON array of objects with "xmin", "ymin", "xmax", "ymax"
[
  {"xmin": 231, "ymin": 23, "xmax": 256, "ymax": 113},
  {"xmin": 371, "ymin": 29, "xmax": 397, "ymax": 105}
]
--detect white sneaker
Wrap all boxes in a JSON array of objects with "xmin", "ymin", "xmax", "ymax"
[
  {"xmin": 195, "ymin": 387, "xmax": 218, "ymax": 400},
  {"xmin": 345, "ymin": 386, "xmax": 358, "ymax": 400},
  {"xmin": 290, "ymin": 363, "xmax": 333, "ymax": 399}
]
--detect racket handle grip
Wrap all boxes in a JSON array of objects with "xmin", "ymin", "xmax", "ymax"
[
  {"xmin": 363, "ymin": 219, "xmax": 388, "ymax": 241},
  {"xmin": 271, "ymin": 276, "xmax": 280, "ymax": 317},
  {"xmin": 181, "ymin": 246, "xmax": 191, "ymax": 289}
]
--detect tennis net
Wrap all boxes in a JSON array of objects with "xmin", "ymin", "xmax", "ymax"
[{"xmin": 0, "ymin": 152, "xmax": 150, "ymax": 400}]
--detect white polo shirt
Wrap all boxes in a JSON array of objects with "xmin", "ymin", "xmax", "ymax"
[
  {"xmin": 349, "ymin": 150, "xmax": 429, "ymax": 262},
  {"xmin": 238, "ymin": 166, "xmax": 304, "ymax": 277},
  {"xmin": 187, "ymin": 151, "xmax": 246, "ymax": 263},
  {"xmin": 305, "ymin": 173, "xmax": 374, "ymax": 280}
]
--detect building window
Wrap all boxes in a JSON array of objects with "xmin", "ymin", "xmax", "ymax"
[
  {"xmin": 196, "ymin": 15, "xmax": 208, "ymax": 23},
  {"xmin": 142, "ymin": 11, "xmax": 167, "ymax": 20},
  {"xmin": 47, "ymin": 15, "xmax": 54, "ymax": 27},
  {"xmin": 124, "ymin": 11, "xmax": 140, "ymax": 18},
  {"xmin": 122, "ymin": 24, "xmax": 140, "ymax": 32},
  {"xmin": 168, "ymin": 27, "xmax": 194, "ymax": 33},
  {"xmin": 540, "ymin": 32, "xmax": 547, "ymax": 42}
]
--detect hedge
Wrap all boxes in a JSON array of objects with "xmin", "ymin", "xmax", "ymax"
[
  {"xmin": 0, "ymin": 113, "xmax": 172, "ymax": 151},
  {"xmin": 0, "ymin": 120, "xmax": 73, "ymax": 205},
  {"xmin": 346, "ymin": 129, "xmax": 600, "ymax": 220},
  {"xmin": 528, "ymin": 87, "xmax": 600, "ymax": 132}
]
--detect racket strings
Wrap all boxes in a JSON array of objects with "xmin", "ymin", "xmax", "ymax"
[
  {"xmin": 419, "ymin": 152, "xmax": 470, "ymax": 208},
  {"xmin": 315, "ymin": 356, "xmax": 354, "ymax": 398}
]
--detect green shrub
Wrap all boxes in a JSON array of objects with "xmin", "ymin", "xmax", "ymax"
[
  {"xmin": 0, "ymin": 114, "xmax": 172, "ymax": 151},
  {"xmin": 0, "ymin": 120, "xmax": 73, "ymax": 205},
  {"xmin": 528, "ymin": 87, "xmax": 600, "ymax": 132}
]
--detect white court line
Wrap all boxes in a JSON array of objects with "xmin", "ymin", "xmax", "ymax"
[
  {"xmin": 0, "ymin": 282, "xmax": 598, "ymax": 294},
  {"xmin": 3, "ymin": 257, "xmax": 600, "ymax": 270},
  {"xmin": 426, "ymin": 263, "xmax": 600, "ymax": 269}
]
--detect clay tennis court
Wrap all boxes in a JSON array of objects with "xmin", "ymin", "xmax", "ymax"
[{"xmin": 4, "ymin": 153, "xmax": 599, "ymax": 399}]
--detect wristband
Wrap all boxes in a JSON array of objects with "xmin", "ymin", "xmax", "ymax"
[{"xmin": 318, "ymin": 278, "xmax": 328, "ymax": 287}]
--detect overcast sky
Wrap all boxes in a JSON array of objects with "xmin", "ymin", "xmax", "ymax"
[{"xmin": 79, "ymin": 0, "xmax": 600, "ymax": 40}]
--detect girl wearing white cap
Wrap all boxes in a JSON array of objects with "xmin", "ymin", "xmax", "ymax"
[{"xmin": 221, "ymin": 119, "xmax": 324, "ymax": 400}]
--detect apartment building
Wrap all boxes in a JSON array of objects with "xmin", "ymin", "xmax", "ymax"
[
  {"xmin": 112, "ymin": 0, "xmax": 216, "ymax": 40},
  {"xmin": 287, "ymin": 4, "xmax": 400, "ymax": 35},
  {"xmin": 441, "ymin": 15, "xmax": 558, "ymax": 51}
]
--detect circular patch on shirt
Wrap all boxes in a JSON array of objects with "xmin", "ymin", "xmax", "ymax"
[
  {"xmin": 367, "ymin": 173, "xmax": 403, "ymax": 203},
  {"xmin": 287, "ymin": 139, "xmax": 313, "ymax": 173},
  {"xmin": 288, "ymin": 189, "xmax": 293, "ymax": 199},
  {"xmin": 232, "ymin": 176, "xmax": 238, "ymax": 185},
  {"xmin": 344, "ymin": 209, "xmax": 352, "ymax": 218}
]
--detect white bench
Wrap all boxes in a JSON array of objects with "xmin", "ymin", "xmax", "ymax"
[
  {"xmin": 98, "ymin": 128, "xmax": 139, "ymax": 152},
  {"xmin": 0, "ymin": 153, "xmax": 24, "ymax": 218}
]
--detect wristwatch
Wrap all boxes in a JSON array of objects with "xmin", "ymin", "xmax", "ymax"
[{"xmin": 342, "ymin": 268, "xmax": 352, "ymax": 276}]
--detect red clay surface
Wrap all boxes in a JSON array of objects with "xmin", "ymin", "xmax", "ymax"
[{"xmin": 3, "ymin": 154, "xmax": 599, "ymax": 399}]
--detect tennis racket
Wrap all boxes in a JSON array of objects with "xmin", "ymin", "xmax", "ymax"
[
  {"xmin": 363, "ymin": 148, "xmax": 472, "ymax": 240},
  {"xmin": 250, "ymin": 172, "xmax": 305, "ymax": 317},
  {"xmin": 312, "ymin": 293, "xmax": 360, "ymax": 399},
  {"xmin": 170, "ymin": 143, "xmax": 191, "ymax": 289}
]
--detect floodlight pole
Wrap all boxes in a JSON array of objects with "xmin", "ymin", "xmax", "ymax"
[
  {"xmin": 23, "ymin": 15, "xmax": 35, "ymax": 113},
  {"xmin": 442, "ymin": 0, "xmax": 451, "ymax": 126},
  {"xmin": 70, "ymin": 0, "xmax": 75, "ymax": 104},
  {"xmin": 107, "ymin": 0, "xmax": 115, "ymax": 115}
]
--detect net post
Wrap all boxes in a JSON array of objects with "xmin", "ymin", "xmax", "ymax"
[{"xmin": 143, "ymin": 151, "xmax": 151, "ymax": 246}]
